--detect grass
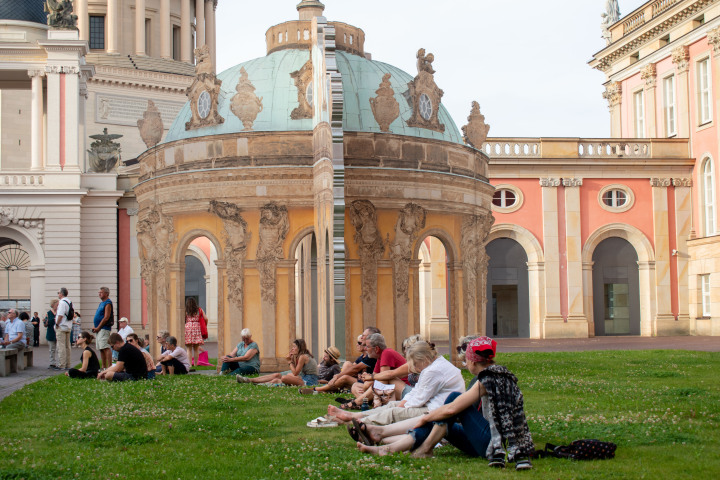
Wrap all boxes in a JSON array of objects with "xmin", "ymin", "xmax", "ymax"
[{"xmin": 2, "ymin": 350, "xmax": 719, "ymax": 479}]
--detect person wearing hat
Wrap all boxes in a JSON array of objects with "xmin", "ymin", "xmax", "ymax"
[
  {"xmin": 316, "ymin": 346, "xmax": 342, "ymax": 384},
  {"xmin": 355, "ymin": 336, "xmax": 534, "ymax": 471},
  {"xmin": 219, "ymin": 328, "xmax": 261, "ymax": 376}
]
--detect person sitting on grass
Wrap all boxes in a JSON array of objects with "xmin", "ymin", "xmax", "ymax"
[
  {"xmin": 65, "ymin": 331, "xmax": 101, "ymax": 379},
  {"xmin": 355, "ymin": 336, "xmax": 535, "ymax": 471},
  {"xmin": 97, "ymin": 333, "xmax": 148, "ymax": 382},
  {"xmin": 154, "ymin": 330, "xmax": 170, "ymax": 374},
  {"xmin": 317, "ymin": 346, "xmax": 341, "ymax": 383},
  {"xmin": 127, "ymin": 333, "xmax": 156, "ymax": 380},
  {"xmin": 158, "ymin": 336, "xmax": 191, "ymax": 375},
  {"xmin": 219, "ymin": 328, "xmax": 260, "ymax": 376},
  {"xmin": 237, "ymin": 338, "xmax": 318, "ymax": 386}
]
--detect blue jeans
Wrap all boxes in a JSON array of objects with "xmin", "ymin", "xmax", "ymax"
[
  {"xmin": 410, "ymin": 391, "xmax": 491, "ymax": 457},
  {"xmin": 220, "ymin": 361, "xmax": 258, "ymax": 376}
]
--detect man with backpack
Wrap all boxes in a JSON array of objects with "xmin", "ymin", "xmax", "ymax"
[
  {"xmin": 92, "ymin": 286, "xmax": 114, "ymax": 369},
  {"xmin": 55, "ymin": 288, "xmax": 74, "ymax": 369}
]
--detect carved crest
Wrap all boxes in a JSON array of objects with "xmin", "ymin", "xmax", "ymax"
[
  {"xmin": 369, "ymin": 73, "xmax": 399, "ymax": 132},
  {"xmin": 290, "ymin": 60, "xmax": 313, "ymax": 120},
  {"xmin": 462, "ymin": 101, "xmax": 490, "ymax": 149},
  {"xmin": 406, "ymin": 49, "xmax": 445, "ymax": 132},
  {"xmin": 257, "ymin": 203, "xmax": 290, "ymax": 304},
  {"xmin": 230, "ymin": 67, "xmax": 263, "ymax": 131},
  {"xmin": 185, "ymin": 45, "xmax": 224, "ymax": 131},
  {"xmin": 87, "ymin": 128, "xmax": 122, "ymax": 173},
  {"xmin": 45, "ymin": 0, "xmax": 78, "ymax": 30},
  {"xmin": 137, "ymin": 100, "xmax": 164, "ymax": 148}
]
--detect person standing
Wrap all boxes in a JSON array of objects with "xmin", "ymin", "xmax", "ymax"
[
  {"xmin": 0, "ymin": 309, "xmax": 26, "ymax": 350},
  {"xmin": 183, "ymin": 297, "xmax": 205, "ymax": 367},
  {"xmin": 31, "ymin": 312, "xmax": 40, "ymax": 347},
  {"xmin": 44, "ymin": 299, "xmax": 59, "ymax": 369},
  {"xmin": 91, "ymin": 287, "xmax": 114, "ymax": 370},
  {"xmin": 55, "ymin": 288, "xmax": 74, "ymax": 369}
]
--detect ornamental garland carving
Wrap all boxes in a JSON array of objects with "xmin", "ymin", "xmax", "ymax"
[
  {"xmin": 406, "ymin": 49, "xmax": 445, "ymax": 133},
  {"xmin": 350, "ymin": 200, "xmax": 385, "ymax": 326},
  {"xmin": 369, "ymin": 73, "xmax": 399, "ymax": 132},
  {"xmin": 672, "ymin": 46, "xmax": 690, "ymax": 73},
  {"xmin": 462, "ymin": 214, "xmax": 494, "ymax": 329},
  {"xmin": 0, "ymin": 207, "xmax": 45, "ymax": 245},
  {"xmin": 137, "ymin": 100, "xmax": 164, "ymax": 148},
  {"xmin": 290, "ymin": 60, "xmax": 313, "ymax": 120},
  {"xmin": 209, "ymin": 200, "xmax": 250, "ymax": 311},
  {"xmin": 389, "ymin": 203, "xmax": 426, "ymax": 304},
  {"xmin": 185, "ymin": 45, "xmax": 224, "ymax": 131},
  {"xmin": 640, "ymin": 64, "xmax": 657, "ymax": 88},
  {"xmin": 462, "ymin": 101, "xmax": 491, "ymax": 148},
  {"xmin": 602, "ymin": 82, "xmax": 622, "ymax": 109},
  {"xmin": 230, "ymin": 67, "xmax": 263, "ymax": 131},
  {"xmin": 257, "ymin": 203, "xmax": 290, "ymax": 304},
  {"xmin": 136, "ymin": 203, "xmax": 175, "ymax": 308}
]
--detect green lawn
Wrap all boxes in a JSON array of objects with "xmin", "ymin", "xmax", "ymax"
[{"xmin": 2, "ymin": 350, "xmax": 719, "ymax": 479}]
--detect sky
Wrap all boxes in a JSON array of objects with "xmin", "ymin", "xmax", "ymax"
[{"xmin": 215, "ymin": 1, "xmax": 648, "ymax": 138}]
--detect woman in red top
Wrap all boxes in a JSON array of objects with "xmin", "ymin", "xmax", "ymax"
[{"xmin": 184, "ymin": 297, "xmax": 205, "ymax": 367}]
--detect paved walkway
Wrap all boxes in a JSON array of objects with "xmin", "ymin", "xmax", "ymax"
[{"xmin": 2, "ymin": 337, "xmax": 718, "ymax": 401}]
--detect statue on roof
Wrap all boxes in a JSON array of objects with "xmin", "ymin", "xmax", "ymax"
[
  {"xmin": 601, "ymin": 0, "xmax": 621, "ymax": 45},
  {"xmin": 45, "ymin": 0, "xmax": 78, "ymax": 30}
]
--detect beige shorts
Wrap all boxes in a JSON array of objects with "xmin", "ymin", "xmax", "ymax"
[{"xmin": 96, "ymin": 329, "xmax": 111, "ymax": 350}]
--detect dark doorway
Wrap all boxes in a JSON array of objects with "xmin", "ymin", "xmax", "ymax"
[
  {"xmin": 592, "ymin": 237, "xmax": 640, "ymax": 336},
  {"xmin": 486, "ymin": 238, "xmax": 529, "ymax": 337}
]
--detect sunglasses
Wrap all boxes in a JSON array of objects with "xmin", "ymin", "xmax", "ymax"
[
  {"xmin": 357, "ymin": 341, "xmax": 363, "ymax": 345},
  {"xmin": 127, "ymin": 339, "xmax": 135, "ymax": 343},
  {"xmin": 456, "ymin": 342, "xmax": 469, "ymax": 354}
]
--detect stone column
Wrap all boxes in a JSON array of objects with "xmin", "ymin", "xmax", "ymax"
[
  {"xmin": 637, "ymin": 260, "xmax": 657, "ymax": 336},
  {"xmin": 641, "ymin": 64, "xmax": 657, "ymax": 137},
  {"xmin": 563, "ymin": 178, "xmax": 588, "ymax": 333},
  {"xmin": 77, "ymin": 0, "xmax": 88, "ymax": 41},
  {"xmin": 527, "ymin": 261, "xmax": 545, "ymax": 339},
  {"xmin": 195, "ymin": 0, "xmax": 205, "ymax": 48},
  {"xmin": 582, "ymin": 262, "xmax": 595, "ymax": 336},
  {"xmin": 672, "ymin": 46, "xmax": 690, "ymax": 138},
  {"xmin": 29, "ymin": 70, "xmax": 45, "ymax": 171},
  {"xmin": 136, "ymin": 0, "xmax": 146, "ymax": 55},
  {"xmin": 651, "ymin": 178, "xmax": 674, "ymax": 335},
  {"xmin": 603, "ymin": 82, "xmax": 622, "ymax": 137},
  {"xmin": 181, "ymin": 0, "xmax": 192, "ymax": 63},
  {"xmin": 540, "ymin": 178, "xmax": 563, "ymax": 336},
  {"xmin": 160, "ymin": 0, "xmax": 171, "ymax": 59},
  {"xmin": 673, "ymin": 178, "xmax": 693, "ymax": 328},
  {"xmin": 205, "ymin": 0, "xmax": 216, "ymax": 71},
  {"xmin": 107, "ymin": 0, "xmax": 119, "ymax": 54},
  {"xmin": 63, "ymin": 67, "xmax": 81, "ymax": 171},
  {"xmin": 44, "ymin": 67, "xmax": 60, "ymax": 170}
]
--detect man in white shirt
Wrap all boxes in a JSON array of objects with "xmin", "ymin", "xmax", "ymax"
[
  {"xmin": 55, "ymin": 288, "xmax": 74, "ymax": 369},
  {"xmin": 158, "ymin": 336, "xmax": 190, "ymax": 375},
  {"xmin": 117, "ymin": 317, "xmax": 134, "ymax": 341},
  {"xmin": 1, "ymin": 309, "xmax": 26, "ymax": 350}
]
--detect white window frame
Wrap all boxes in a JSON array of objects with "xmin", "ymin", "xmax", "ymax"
[
  {"xmin": 633, "ymin": 90, "xmax": 645, "ymax": 138},
  {"xmin": 491, "ymin": 184, "xmax": 524, "ymax": 214},
  {"xmin": 701, "ymin": 274, "xmax": 711, "ymax": 317},
  {"xmin": 598, "ymin": 184, "xmax": 635, "ymax": 213},
  {"xmin": 663, "ymin": 75, "xmax": 676, "ymax": 137},
  {"xmin": 697, "ymin": 56, "xmax": 713, "ymax": 125},
  {"xmin": 703, "ymin": 157, "xmax": 716, "ymax": 236}
]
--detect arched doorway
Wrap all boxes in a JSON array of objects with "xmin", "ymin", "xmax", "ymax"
[
  {"xmin": 0, "ymin": 239, "xmax": 31, "ymax": 313},
  {"xmin": 294, "ymin": 231, "xmax": 319, "ymax": 354},
  {"xmin": 418, "ymin": 236, "xmax": 450, "ymax": 350},
  {"xmin": 592, "ymin": 237, "xmax": 640, "ymax": 336},
  {"xmin": 485, "ymin": 238, "xmax": 530, "ymax": 337},
  {"xmin": 183, "ymin": 236, "xmax": 219, "ymax": 341}
]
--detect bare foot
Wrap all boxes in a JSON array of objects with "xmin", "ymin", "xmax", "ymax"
[
  {"xmin": 411, "ymin": 449, "xmax": 434, "ymax": 459},
  {"xmin": 357, "ymin": 442, "xmax": 391, "ymax": 456},
  {"xmin": 327, "ymin": 405, "xmax": 353, "ymax": 423},
  {"xmin": 364, "ymin": 423, "xmax": 383, "ymax": 445}
]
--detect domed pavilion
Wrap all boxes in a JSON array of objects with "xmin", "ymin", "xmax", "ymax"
[{"xmin": 133, "ymin": 0, "xmax": 494, "ymax": 368}]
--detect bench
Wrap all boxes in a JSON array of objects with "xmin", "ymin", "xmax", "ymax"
[
  {"xmin": 17, "ymin": 346, "xmax": 33, "ymax": 370},
  {"xmin": 0, "ymin": 348, "xmax": 18, "ymax": 377}
]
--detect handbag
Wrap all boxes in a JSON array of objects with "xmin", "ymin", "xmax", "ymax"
[{"xmin": 199, "ymin": 308, "xmax": 209, "ymax": 340}]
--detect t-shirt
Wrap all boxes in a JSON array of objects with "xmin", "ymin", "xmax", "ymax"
[
  {"xmin": 56, "ymin": 298, "xmax": 74, "ymax": 329},
  {"xmin": 234, "ymin": 341, "xmax": 261, "ymax": 371},
  {"xmin": 93, "ymin": 299, "xmax": 113, "ymax": 331},
  {"xmin": 354, "ymin": 354, "xmax": 377, "ymax": 374},
  {"xmin": 166, "ymin": 346, "xmax": 191, "ymax": 371},
  {"xmin": 117, "ymin": 343, "xmax": 148, "ymax": 379},
  {"xmin": 373, "ymin": 348, "xmax": 406, "ymax": 373},
  {"xmin": 6, "ymin": 318, "xmax": 27, "ymax": 345}
]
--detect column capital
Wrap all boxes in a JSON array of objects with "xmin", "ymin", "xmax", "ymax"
[
  {"xmin": 28, "ymin": 69, "xmax": 46, "ymax": 78},
  {"xmin": 539, "ymin": 178, "xmax": 561, "ymax": 187},
  {"xmin": 602, "ymin": 81, "xmax": 622, "ymax": 109},
  {"xmin": 672, "ymin": 45, "xmax": 690, "ymax": 73},
  {"xmin": 708, "ymin": 26, "xmax": 720, "ymax": 58},
  {"xmin": 650, "ymin": 178, "xmax": 672, "ymax": 187},
  {"xmin": 45, "ymin": 65, "xmax": 79, "ymax": 75},
  {"xmin": 640, "ymin": 63, "xmax": 657, "ymax": 88},
  {"xmin": 672, "ymin": 178, "xmax": 693, "ymax": 187},
  {"xmin": 562, "ymin": 178, "xmax": 583, "ymax": 187}
]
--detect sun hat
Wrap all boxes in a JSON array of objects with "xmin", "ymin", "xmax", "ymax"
[
  {"xmin": 465, "ymin": 336, "xmax": 497, "ymax": 363},
  {"xmin": 119, "ymin": 317, "xmax": 129, "ymax": 324},
  {"xmin": 325, "ymin": 346, "xmax": 341, "ymax": 362}
]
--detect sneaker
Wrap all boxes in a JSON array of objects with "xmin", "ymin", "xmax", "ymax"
[
  {"xmin": 299, "ymin": 387, "xmax": 316, "ymax": 395},
  {"xmin": 515, "ymin": 458, "xmax": 532, "ymax": 471},
  {"xmin": 236, "ymin": 375, "xmax": 250, "ymax": 383},
  {"xmin": 488, "ymin": 454, "xmax": 506, "ymax": 468}
]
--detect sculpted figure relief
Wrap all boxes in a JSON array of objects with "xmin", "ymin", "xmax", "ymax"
[
  {"xmin": 290, "ymin": 60, "xmax": 313, "ymax": 120},
  {"xmin": 257, "ymin": 203, "xmax": 290, "ymax": 304},
  {"xmin": 462, "ymin": 101, "xmax": 490, "ymax": 149},
  {"xmin": 136, "ymin": 204, "xmax": 175, "ymax": 308},
  {"xmin": 369, "ymin": 73, "xmax": 400, "ymax": 132},
  {"xmin": 230, "ymin": 67, "xmax": 264, "ymax": 131},
  {"xmin": 45, "ymin": 0, "xmax": 77, "ymax": 29},
  {"xmin": 209, "ymin": 201, "xmax": 250, "ymax": 310},
  {"xmin": 185, "ymin": 45, "xmax": 224, "ymax": 131},
  {"xmin": 406, "ymin": 48, "xmax": 445, "ymax": 132},
  {"xmin": 350, "ymin": 200, "xmax": 385, "ymax": 320},
  {"xmin": 389, "ymin": 203, "xmax": 426, "ymax": 303}
]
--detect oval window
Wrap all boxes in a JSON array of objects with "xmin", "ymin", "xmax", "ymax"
[
  {"xmin": 197, "ymin": 90, "xmax": 211, "ymax": 119},
  {"xmin": 493, "ymin": 189, "xmax": 517, "ymax": 208},
  {"xmin": 602, "ymin": 189, "xmax": 627, "ymax": 208},
  {"xmin": 419, "ymin": 93, "xmax": 432, "ymax": 121}
]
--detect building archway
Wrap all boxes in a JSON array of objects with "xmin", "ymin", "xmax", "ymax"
[
  {"xmin": 485, "ymin": 238, "xmax": 530, "ymax": 337},
  {"xmin": 0, "ymin": 225, "xmax": 45, "ymax": 320},
  {"xmin": 293, "ymin": 229, "xmax": 319, "ymax": 355},
  {"xmin": 185, "ymin": 238, "xmax": 218, "ymax": 341}
]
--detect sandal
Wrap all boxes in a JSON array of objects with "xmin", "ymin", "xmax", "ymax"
[
  {"xmin": 340, "ymin": 401, "xmax": 362, "ymax": 411},
  {"xmin": 335, "ymin": 397, "xmax": 353, "ymax": 404},
  {"xmin": 346, "ymin": 423, "xmax": 359, "ymax": 441},
  {"xmin": 306, "ymin": 416, "xmax": 338, "ymax": 428},
  {"xmin": 353, "ymin": 419, "xmax": 375, "ymax": 446}
]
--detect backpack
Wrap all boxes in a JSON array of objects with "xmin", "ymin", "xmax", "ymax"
[
  {"xmin": 541, "ymin": 440, "xmax": 617, "ymax": 460},
  {"xmin": 62, "ymin": 299, "xmax": 75, "ymax": 324}
]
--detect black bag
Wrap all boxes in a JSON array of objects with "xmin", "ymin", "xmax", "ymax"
[
  {"xmin": 62, "ymin": 299, "xmax": 75, "ymax": 323},
  {"xmin": 543, "ymin": 440, "xmax": 617, "ymax": 460}
]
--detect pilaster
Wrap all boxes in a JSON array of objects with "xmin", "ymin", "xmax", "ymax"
[
  {"xmin": 181, "ymin": 0, "xmax": 192, "ymax": 63},
  {"xmin": 540, "ymin": 178, "xmax": 563, "ymax": 334},
  {"xmin": 28, "ymin": 70, "xmax": 45, "ymax": 171},
  {"xmin": 672, "ymin": 46, "xmax": 690, "ymax": 138},
  {"xmin": 206, "ymin": 0, "xmax": 217, "ymax": 72},
  {"xmin": 603, "ymin": 82, "xmax": 622, "ymax": 136},
  {"xmin": 641, "ymin": 63, "xmax": 657, "ymax": 137},
  {"xmin": 563, "ymin": 178, "xmax": 588, "ymax": 329},
  {"xmin": 650, "ymin": 178, "xmax": 674, "ymax": 334},
  {"xmin": 160, "ymin": 0, "xmax": 171, "ymax": 59},
  {"xmin": 673, "ymin": 178, "xmax": 693, "ymax": 326},
  {"xmin": 107, "ymin": 0, "xmax": 119, "ymax": 54},
  {"xmin": 77, "ymin": 0, "xmax": 88, "ymax": 41},
  {"xmin": 196, "ymin": 0, "xmax": 206, "ymax": 48},
  {"xmin": 136, "ymin": 0, "xmax": 147, "ymax": 56}
]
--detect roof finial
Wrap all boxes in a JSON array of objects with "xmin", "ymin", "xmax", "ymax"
[{"xmin": 297, "ymin": 0, "xmax": 325, "ymax": 21}]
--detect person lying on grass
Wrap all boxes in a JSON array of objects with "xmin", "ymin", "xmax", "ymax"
[
  {"xmin": 65, "ymin": 331, "xmax": 100, "ymax": 379},
  {"xmin": 158, "ymin": 336, "xmax": 191, "ymax": 375},
  {"xmin": 328, "ymin": 340, "xmax": 464, "ymax": 426},
  {"xmin": 355, "ymin": 336, "xmax": 535, "ymax": 471},
  {"xmin": 97, "ymin": 333, "xmax": 148, "ymax": 382},
  {"xmin": 236, "ymin": 338, "xmax": 318, "ymax": 386}
]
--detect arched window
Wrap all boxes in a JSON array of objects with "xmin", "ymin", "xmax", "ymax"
[{"xmin": 703, "ymin": 157, "xmax": 716, "ymax": 236}]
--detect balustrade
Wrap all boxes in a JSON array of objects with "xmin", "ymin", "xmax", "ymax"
[
  {"xmin": 651, "ymin": 0, "xmax": 679, "ymax": 18},
  {"xmin": 0, "ymin": 174, "xmax": 44, "ymax": 187},
  {"xmin": 623, "ymin": 10, "xmax": 646, "ymax": 35},
  {"xmin": 481, "ymin": 138, "xmax": 671, "ymax": 159}
]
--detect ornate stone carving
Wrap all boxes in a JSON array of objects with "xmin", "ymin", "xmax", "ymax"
[
  {"xmin": 406, "ymin": 49, "xmax": 445, "ymax": 132},
  {"xmin": 87, "ymin": 128, "xmax": 122, "ymax": 173},
  {"xmin": 45, "ymin": 0, "xmax": 77, "ymax": 30},
  {"xmin": 462, "ymin": 101, "xmax": 491, "ymax": 148},
  {"xmin": 136, "ymin": 203, "xmax": 175, "ymax": 309},
  {"xmin": 137, "ymin": 100, "xmax": 164, "ymax": 148},
  {"xmin": 209, "ymin": 201, "xmax": 250, "ymax": 311},
  {"xmin": 672, "ymin": 178, "xmax": 693, "ymax": 187},
  {"xmin": 257, "ymin": 203, "xmax": 290, "ymax": 304},
  {"xmin": 539, "ymin": 178, "xmax": 561, "ymax": 187},
  {"xmin": 350, "ymin": 200, "xmax": 385, "ymax": 325},
  {"xmin": 563, "ymin": 178, "xmax": 583, "ymax": 187},
  {"xmin": 290, "ymin": 60, "xmax": 313, "ymax": 120},
  {"xmin": 369, "ymin": 73, "xmax": 399, "ymax": 132},
  {"xmin": 650, "ymin": 178, "xmax": 672, "ymax": 187},
  {"xmin": 185, "ymin": 45, "xmax": 224, "ymax": 131},
  {"xmin": 0, "ymin": 207, "xmax": 45, "ymax": 245},
  {"xmin": 230, "ymin": 67, "xmax": 263, "ymax": 131},
  {"xmin": 389, "ymin": 203, "xmax": 426, "ymax": 304},
  {"xmin": 602, "ymin": 82, "xmax": 622, "ymax": 109},
  {"xmin": 126, "ymin": 208, "xmax": 139, "ymax": 216},
  {"xmin": 672, "ymin": 46, "xmax": 690, "ymax": 73},
  {"xmin": 708, "ymin": 26, "xmax": 720, "ymax": 57},
  {"xmin": 462, "ymin": 214, "xmax": 494, "ymax": 331},
  {"xmin": 640, "ymin": 64, "xmax": 657, "ymax": 88}
]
